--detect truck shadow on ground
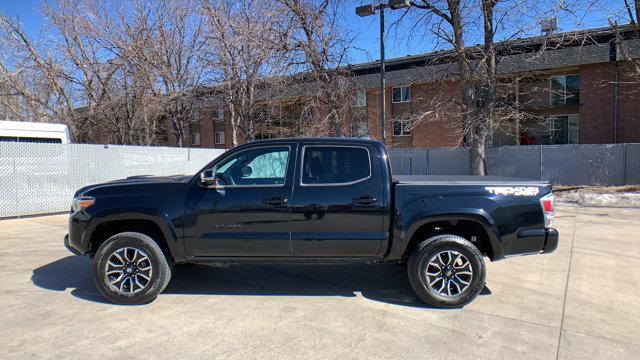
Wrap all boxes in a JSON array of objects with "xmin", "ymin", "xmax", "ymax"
[{"xmin": 31, "ymin": 255, "xmax": 491, "ymax": 308}]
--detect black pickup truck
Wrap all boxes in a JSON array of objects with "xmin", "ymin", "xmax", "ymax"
[{"xmin": 65, "ymin": 138, "xmax": 558, "ymax": 308}]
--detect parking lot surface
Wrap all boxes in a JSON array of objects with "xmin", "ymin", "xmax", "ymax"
[{"xmin": 0, "ymin": 206, "xmax": 639, "ymax": 359}]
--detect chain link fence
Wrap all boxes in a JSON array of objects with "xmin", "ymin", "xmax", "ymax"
[
  {"xmin": 389, "ymin": 143, "xmax": 640, "ymax": 186},
  {"xmin": 0, "ymin": 143, "xmax": 225, "ymax": 218},
  {"xmin": 2, "ymin": 142, "xmax": 638, "ymax": 218}
]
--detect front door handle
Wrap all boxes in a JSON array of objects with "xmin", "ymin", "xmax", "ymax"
[
  {"xmin": 352, "ymin": 196, "xmax": 377, "ymax": 205},
  {"xmin": 264, "ymin": 196, "xmax": 288, "ymax": 205}
]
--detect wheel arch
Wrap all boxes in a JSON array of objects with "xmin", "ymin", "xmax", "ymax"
[
  {"xmin": 86, "ymin": 210, "xmax": 183, "ymax": 263},
  {"xmin": 397, "ymin": 211, "xmax": 503, "ymax": 261}
]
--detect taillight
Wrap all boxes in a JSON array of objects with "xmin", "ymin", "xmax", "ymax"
[{"xmin": 539, "ymin": 193, "xmax": 555, "ymax": 228}]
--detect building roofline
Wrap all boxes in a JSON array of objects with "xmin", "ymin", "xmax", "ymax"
[
  {"xmin": 346, "ymin": 24, "xmax": 635, "ymax": 73},
  {"xmin": 193, "ymin": 24, "xmax": 638, "ymax": 105}
]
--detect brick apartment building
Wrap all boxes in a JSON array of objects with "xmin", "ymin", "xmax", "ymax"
[{"xmin": 186, "ymin": 26, "xmax": 640, "ymax": 149}]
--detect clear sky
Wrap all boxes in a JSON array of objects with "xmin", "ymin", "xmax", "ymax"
[
  {"xmin": 0, "ymin": 0, "xmax": 628, "ymax": 65},
  {"xmin": 1, "ymin": 0, "xmax": 42, "ymax": 39}
]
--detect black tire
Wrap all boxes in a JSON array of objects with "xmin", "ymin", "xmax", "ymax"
[
  {"xmin": 93, "ymin": 232, "xmax": 172, "ymax": 305},
  {"xmin": 407, "ymin": 234, "xmax": 486, "ymax": 308}
]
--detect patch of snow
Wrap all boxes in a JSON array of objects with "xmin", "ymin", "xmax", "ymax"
[{"xmin": 556, "ymin": 191, "xmax": 640, "ymax": 208}]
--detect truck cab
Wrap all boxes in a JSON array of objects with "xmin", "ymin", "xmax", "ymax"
[{"xmin": 184, "ymin": 138, "xmax": 390, "ymax": 258}]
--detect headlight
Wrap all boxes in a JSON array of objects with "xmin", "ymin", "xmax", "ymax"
[{"xmin": 72, "ymin": 196, "xmax": 95, "ymax": 212}]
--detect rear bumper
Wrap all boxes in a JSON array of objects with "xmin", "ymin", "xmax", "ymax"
[
  {"xmin": 542, "ymin": 228, "xmax": 559, "ymax": 254},
  {"xmin": 504, "ymin": 227, "xmax": 559, "ymax": 258}
]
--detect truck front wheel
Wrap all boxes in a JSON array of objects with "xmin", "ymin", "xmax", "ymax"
[
  {"xmin": 407, "ymin": 234, "xmax": 486, "ymax": 308},
  {"xmin": 93, "ymin": 232, "xmax": 172, "ymax": 305}
]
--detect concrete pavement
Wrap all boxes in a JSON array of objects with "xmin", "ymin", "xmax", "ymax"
[{"xmin": 0, "ymin": 206, "xmax": 638, "ymax": 359}]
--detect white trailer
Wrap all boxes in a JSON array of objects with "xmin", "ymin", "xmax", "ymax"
[{"xmin": 0, "ymin": 120, "xmax": 71, "ymax": 144}]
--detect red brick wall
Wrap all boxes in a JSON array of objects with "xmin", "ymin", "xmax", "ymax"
[
  {"xmin": 364, "ymin": 90, "xmax": 383, "ymax": 143},
  {"xmin": 199, "ymin": 108, "xmax": 214, "ymax": 148},
  {"xmin": 579, "ymin": 63, "xmax": 616, "ymax": 143},
  {"xmin": 364, "ymin": 82, "xmax": 463, "ymax": 148},
  {"xmin": 616, "ymin": 61, "xmax": 640, "ymax": 143},
  {"xmin": 389, "ymin": 86, "xmax": 413, "ymax": 148},
  {"xmin": 411, "ymin": 81, "xmax": 463, "ymax": 148},
  {"xmin": 579, "ymin": 62, "xmax": 640, "ymax": 144},
  {"xmin": 195, "ymin": 108, "xmax": 234, "ymax": 149},
  {"xmin": 190, "ymin": 61, "xmax": 639, "ymax": 149}
]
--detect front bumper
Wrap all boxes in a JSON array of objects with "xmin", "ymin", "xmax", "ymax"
[
  {"xmin": 64, "ymin": 234, "xmax": 83, "ymax": 255},
  {"xmin": 541, "ymin": 228, "xmax": 559, "ymax": 254},
  {"xmin": 65, "ymin": 210, "xmax": 92, "ymax": 255}
]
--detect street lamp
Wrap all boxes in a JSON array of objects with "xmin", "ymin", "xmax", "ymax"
[{"xmin": 356, "ymin": 0, "xmax": 410, "ymax": 142}]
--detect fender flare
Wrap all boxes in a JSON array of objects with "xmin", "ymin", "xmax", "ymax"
[
  {"xmin": 394, "ymin": 209, "xmax": 504, "ymax": 261},
  {"xmin": 85, "ymin": 207, "xmax": 184, "ymax": 262}
]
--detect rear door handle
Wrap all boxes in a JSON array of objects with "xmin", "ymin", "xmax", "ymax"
[
  {"xmin": 264, "ymin": 196, "xmax": 288, "ymax": 205},
  {"xmin": 352, "ymin": 196, "xmax": 377, "ymax": 205}
]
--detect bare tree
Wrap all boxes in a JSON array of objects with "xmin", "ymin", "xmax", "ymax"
[
  {"xmin": 397, "ymin": 0, "xmax": 582, "ymax": 174},
  {"xmin": 0, "ymin": 0, "xmax": 209, "ymax": 146},
  {"xmin": 402, "ymin": 0, "xmax": 501, "ymax": 175},
  {"xmin": 0, "ymin": 1, "xmax": 156, "ymax": 144},
  {"xmin": 83, "ymin": 0, "xmax": 207, "ymax": 145},
  {"xmin": 202, "ymin": 0, "xmax": 291, "ymax": 145},
  {"xmin": 148, "ymin": 0, "xmax": 207, "ymax": 147},
  {"xmin": 0, "ymin": 14, "xmax": 77, "ymax": 127},
  {"xmin": 276, "ymin": 0, "xmax": 358, "ymax": 137},
  {"xmin": 609, "ymin": 1, "xmax": 640, "ymax": 81}
]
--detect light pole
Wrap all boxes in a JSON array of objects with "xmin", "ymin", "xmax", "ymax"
[{"xmin": 356, "ymin": 0, "xmax": 410, "ymax": 143}]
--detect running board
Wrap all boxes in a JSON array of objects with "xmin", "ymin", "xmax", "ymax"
[{"xmin": 186, "ymin": 256, "xmax": 389, "ymax": 266}]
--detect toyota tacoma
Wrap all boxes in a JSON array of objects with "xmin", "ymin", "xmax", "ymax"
[{"xmin": 65, "ymin": 138, "xmax": 558, "ymax": 308}]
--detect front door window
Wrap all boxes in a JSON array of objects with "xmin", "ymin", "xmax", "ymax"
[{"xmin": 213, "ymin": 146, "xmax": 290, "ymax": 187}]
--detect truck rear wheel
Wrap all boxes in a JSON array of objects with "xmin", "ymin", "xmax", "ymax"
[
  {"xmin": 407, "ymin": 234, "xmax": 486, "ymax": 308},
  {"xmin": 93, "ymin": 232, "xmax": 172, "ymax": 305}
]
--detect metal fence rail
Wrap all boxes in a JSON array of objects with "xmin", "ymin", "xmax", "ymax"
[
  {"xmin": 0, "ymin": 143, "xmax": 225, "ymax": 218},
  {"xmin": 389, "ymin": 143, "xmax": 640, "ymax": 186}
]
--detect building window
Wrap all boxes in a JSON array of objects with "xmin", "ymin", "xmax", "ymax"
[
  {"xmin": 191, "ymin": 132, "xmax": 200, "ymax": 146},
  {"xmin": 213, "ymin": 108, "xmax": 224, "ymax": 120},
  {"xmin": 519, "ymin": 115, "xmax": 579, "ymax": 145},
  {"xmin": 214, "ymin": 131, "xmax": 225, "ymax": 145},
  {"xmin": 392, "ymin": 86, "xmax": 411, "ymax": 103},
  {"xmin": 392, "ymin": 120, "xmax": 411, "ymax": 136},
  {"xmin": 192, "ymin": 110, "xmax": 200, "ymax": 122},
  {"xmin": 550, "ymin": 115, "xmax": 579, "ymax": 144},
  {"xmin": 352, "ymin": 91, "xmax": 366, "ymax": 107},
  {"xmin": 550, "ymin": 75, "xmax": 579, "ymax": 107}
]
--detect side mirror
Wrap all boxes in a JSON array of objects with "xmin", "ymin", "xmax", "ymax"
[{"xmin": 200, "ymin": 169, "xmax": 224, "ymax": 189}]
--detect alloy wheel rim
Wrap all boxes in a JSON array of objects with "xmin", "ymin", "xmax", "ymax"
[
  {"xmin": 104, "ymin": 247, "xmax": 153, "ymax": 295},
  {"xmin": 424, "ymin": 250, "xmax": 473, "ymax": 297}
]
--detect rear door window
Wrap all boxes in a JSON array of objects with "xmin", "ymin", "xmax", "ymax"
[{"xmin": 301, "ymin": 146, "xmax": 371, "ymax": 185}]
